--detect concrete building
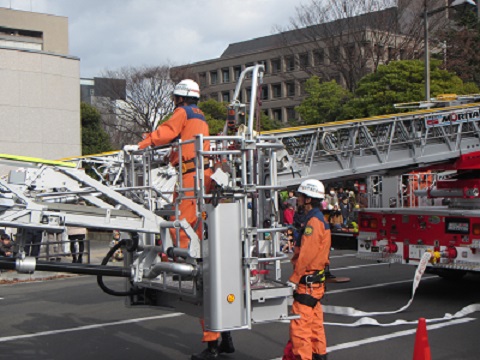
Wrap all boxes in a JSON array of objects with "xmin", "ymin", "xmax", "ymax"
[
  {"xmin": 174, "ymin": 2, "xmax": 451, "ymax": 124},
  {"xmin": 0, "ymin": 7, "xmax": 81, "ymax": 161}
]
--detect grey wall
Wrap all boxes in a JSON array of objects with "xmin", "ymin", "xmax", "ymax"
[{"xmin": 0, "ymin": 47, "xmax": 81, "ymax": 161}]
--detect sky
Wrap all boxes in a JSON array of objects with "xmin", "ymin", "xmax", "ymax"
[{"xmin": 1, "ymin": 0, "xmax": 306, "ymax": 78}]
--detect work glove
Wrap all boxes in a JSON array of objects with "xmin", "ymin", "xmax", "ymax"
[
  {"xmin": 123, "ymin": 144, "xmax": 139, "ymax": 152},
  {"xmin": 286, "ymin": 281, "xmax": 297, "ymax": 291}
]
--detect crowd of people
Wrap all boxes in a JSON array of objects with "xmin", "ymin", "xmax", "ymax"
[{"xmin": 280, "ymin": 184, "xmax": 367, "ymax": 253}]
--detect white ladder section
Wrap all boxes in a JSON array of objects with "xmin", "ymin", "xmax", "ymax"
[{"xmin": 261, "ymin": 103, "xmax": 480, "ymax": 187}]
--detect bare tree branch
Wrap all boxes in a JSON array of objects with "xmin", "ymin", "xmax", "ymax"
[
  {"xmin": 95, "ymin": 65, "xmax": 175, "ymax": 147},
  {"xmin": 273, "ymin": 0, "xmax": 446, "ymax": 91}
]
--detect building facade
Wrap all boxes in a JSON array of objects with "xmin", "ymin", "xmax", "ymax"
[
  {"xmin": 0, "ymin": 7, "xmax": 81, "ymax": 161},
  {"xmin": 174, "ymin": 3, "xmax": 451, "ymax": 124}
]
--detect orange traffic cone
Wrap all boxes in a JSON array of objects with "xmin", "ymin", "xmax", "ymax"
[{"xmin": 413, "ymin": 318, "xmax": 431, "ymax": 360}]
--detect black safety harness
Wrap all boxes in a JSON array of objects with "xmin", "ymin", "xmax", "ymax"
[{"xmin": 294, "ymin": 269, "xmax": 326, "ymax": 308}]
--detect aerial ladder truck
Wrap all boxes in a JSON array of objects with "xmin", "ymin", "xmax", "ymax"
[
  {"xmin": 0, "ymin": 65, "xmax": 480, "ymax": 335},
  {"xmin": 355, "ymin": 95, "xmax": 480, "ymax": 279}
]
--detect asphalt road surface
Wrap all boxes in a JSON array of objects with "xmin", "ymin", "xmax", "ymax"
[{"xmin": 1, "ymin": 250, "xmax": 479, "ymax": 360}]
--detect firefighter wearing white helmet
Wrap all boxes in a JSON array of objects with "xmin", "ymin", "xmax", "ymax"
[
  {"xmin": 138, "ymin": 82, "xmax": 232, "ymax": 360},
  {"xmin": 173, "ymin": 79, "xmax": 201, "ymax": 99},
  {"xmin": 297, "ymin": 179, "xmax": 325, "ymax": 199},
  {"xmin": 284, "ymin": 179, "xmax": 330, "ymax": 360}
]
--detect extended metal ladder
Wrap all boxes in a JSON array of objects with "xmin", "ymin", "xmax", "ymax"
[{"xmin": 261, "ymin": 103, "xmax": 480, "ymax": 187}]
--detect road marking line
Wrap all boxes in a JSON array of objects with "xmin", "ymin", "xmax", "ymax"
[
  {"xmin": 270, "ymin": 317, "xmax": 475, "ymax": 359},
  {"xmin": 333, "ymin": 263, "xmax": 388, "ymax": 271},
  {"xmin": 326, "ymin": 317, "xmax": 475, "ymax": 353},
  {"xmin": 0, "ymin": 312, "xmax": 184, "ymax": 343},
  {"xmin": 327, "ymin": 276, "xmax": 437, "ymax": 295}
]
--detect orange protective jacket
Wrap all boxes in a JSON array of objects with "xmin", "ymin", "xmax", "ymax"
[
  {"xmin": 290, "ymin": 207, "xmax": 331, "ymax": 284},
  {"xmin": 138, "ymin": 105, "xmax": 210, "ymax": 165}
]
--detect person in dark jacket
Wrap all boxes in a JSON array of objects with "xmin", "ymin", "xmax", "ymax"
[{"xmin": 0, "ymin": 234, "xmax": 14, "ymax": 257}]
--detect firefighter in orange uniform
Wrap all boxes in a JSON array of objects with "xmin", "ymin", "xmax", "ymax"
[
  {"xmin": 137, "ymin": 79, "xmax": 233, "ymax": 360},
  {"xmin": 138, "ymin": 79, "xmax": 212, "ymax": 249},
  {"xmin": 287, "ymin": 179, "xmax": 330, "ymax": 360}
]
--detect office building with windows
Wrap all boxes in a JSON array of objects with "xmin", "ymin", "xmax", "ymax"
[{"xmin": 173, "ymin": 3, "xmax": 450, "ymax": 124}]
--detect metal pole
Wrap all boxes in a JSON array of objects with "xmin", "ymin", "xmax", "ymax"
[{"xmin": 424, "ymin": 1, "xmax": 431, "ymax": 104}]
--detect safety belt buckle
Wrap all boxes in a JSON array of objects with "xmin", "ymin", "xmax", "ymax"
[{"xmin": 305, "ymin": 274, "xmax": 314, "ymax": 286}]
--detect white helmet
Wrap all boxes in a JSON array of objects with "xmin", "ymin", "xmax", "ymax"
[
  {"xmin": 297, "ymin": 179, "xmax": 325, "ymax": 199},
  {"xmin": 173, "ymin": 79, "xmax": 200, "ymax": 99}
]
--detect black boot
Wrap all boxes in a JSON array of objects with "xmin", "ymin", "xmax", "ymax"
[
  {"xmin": 71, "ymin": 256, "xmax": 77, "ymax": 263},
  {"xmin": 218, "ymin": 331, "xmax": 235, "ymax": 354},
  {"xmin": 191, "ymin": 340, "xmax": 218, "ymax": 360},
  {"xmin": 312, "ymin": 353, "xmax": 328, "ymax": 360}
]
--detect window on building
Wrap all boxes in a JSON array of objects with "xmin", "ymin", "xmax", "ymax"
[
  {"xmin": 272, "ymin": 108, "xmax": 282, "ymax": 122},
  {"xmin": 387, "ymin": 47, "xmax": 396, "ymax": 61},
  {"xmin": 210, "ymin": 92, "xmax": 218, "ymax": 101},
  {"xmin": 299, "ymin": 53, "xmax": 309, "ymax": 69},
  {"xmin": 286, "ymin": 107, "xmax": 296, "ymax": 121},
  {"xmin": 399, "ymin": 48, "xmax": 406, "ymax": 60},
  {"xmin": 272, "ymin": 83, "xmax": 282, "ymax": 98},
  {"xmin": 222, "ymin": 91, "xmax": 230, "ymax": 102},
  {"xmin": 222, "ymin": 68, "xmax": 230, "ymax": 83},
  {"xmin": 271, "ymin": 58, "xmax": 281, "ymax": 73},
  {"xmin": 330, "ymin": 47, "xmax": 340, "ymax": 63},
  {"xmin": 234, "ymin": 66, "xmax": 242, "ymax": 80},
  {"xmin": 345, "ymin": 44, "xmax": 356, "ymax": 61},
  {"xmin": 210, "ymin": 71, "xmax": 218, "ymax": 85},
  {"xmin": 286, "ymin": 81, "xmax": 295, "ymax": 97},
  {"xmin": 313, "ymin": 49, "xmax": 324, "ymax": 66},
  {"xmin": 262, "ymin": 86, "xmax": 269, "ymax": 100},
  {"xmin": 374, "ymin": 43, "xmax": 385, "ymax": 59},
  {"xmin": 285, "ymin": 56, "xmax": 295, "ymax": 72},
  {"xmin": 199, "ymin": 73, "xmax": 207, "ymax": 87}
]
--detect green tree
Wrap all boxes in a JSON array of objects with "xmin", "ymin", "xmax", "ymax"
[
  {"xmin": 342, "ymin": 60, "xmax": 479, "ymax": 118},
  {"xmin": 198, "ymin": 98, "xmax": 228, "ymax": 135},
  {"xmin": 81, "ymin": 102, "xmax": 113, "ymax": 155},
  {"xmin": 296, "ymin": 77, "xmax": 351, "ymax": 124},
  {"xmin": 258, "ymin": 112, "xmax": 283, "ymax": 131}
]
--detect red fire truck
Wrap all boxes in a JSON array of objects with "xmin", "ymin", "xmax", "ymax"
[{"xmin": 358, "ymin": 151, "xmax": 480, "ymax": 279}]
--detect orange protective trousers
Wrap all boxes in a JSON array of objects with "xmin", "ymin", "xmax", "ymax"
[
  {"xmin": 170, "ymin": 168, "xmax": 212, "ymax": 249},
  {"xmin": 171, "ymin": 169, "xmax": 218, "ymax": 342},
  {"xmin": 290, "ymin": 283, "xmax": 326, "ymax": 360}
]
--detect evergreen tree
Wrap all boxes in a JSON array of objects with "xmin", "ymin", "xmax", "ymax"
[
  {"xmin": 81, "ymin": 102, "xmax": 113, "ymax": 155},
  {"xmin": 342, "ymin": 60, "xmax": 479, "ymax": 119},
  {"xmin": 296, "ymin": 77, "xmax": 351, "ymax": 124}
]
